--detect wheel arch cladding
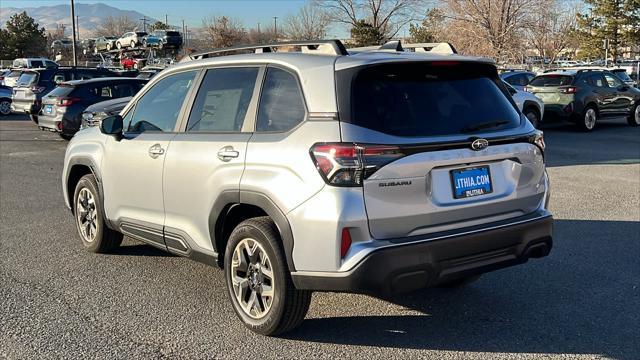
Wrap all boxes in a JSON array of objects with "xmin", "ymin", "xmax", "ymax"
[
  {"xmin": 523, "ymin": 101, "xmax": 540, "ymax": 115},
  {"xmin": 209, "ymin": 191, "xmax": 297, "ymax": 271}
]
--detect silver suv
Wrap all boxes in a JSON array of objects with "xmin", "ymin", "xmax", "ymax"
[{"xmin": 62, "ymin": 40, "xmax": 553, "ymax": 336}]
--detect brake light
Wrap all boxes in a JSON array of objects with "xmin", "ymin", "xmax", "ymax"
[
  {"xmin": 531, "ymin": 131, "xmax": 545, "ymax": 155},
  {"xmin": 310, "ymin": 143, "xmax": 405, "ymax": 186},
  {"xmin": 31, "ymin": 86, "xmax": 46, "ymax": 93},
  {"xmin": 523, "ymin": 86, "xmax": 531, "ymax": 92},
  {"xmin": 340, "ymin": 228, "xmax": 352, "ymax": 258},
  {"xmin": 57, "ymin": 97, "xmax": 81, "ymax": 106},
  {"xmin": 559, "ymin": 86, "xmax": 578, "ymax": 94}
]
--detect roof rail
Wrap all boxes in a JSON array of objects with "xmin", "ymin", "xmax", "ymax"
[{"xmin": 183, "ymin": 40, "xmax": 349, "ymax": 62}]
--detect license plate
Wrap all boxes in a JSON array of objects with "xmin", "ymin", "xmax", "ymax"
[
  {"xmin": 451, "ymin": 166, "xmax": 493, "ymax": 199},
  {"xmin": 44, "ymin": 105, "xmax": 53, "ymax": 114}
]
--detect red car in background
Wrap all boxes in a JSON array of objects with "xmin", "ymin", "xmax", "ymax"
[{"xmin": 120, "ymin": 56, "xmax": 145, "ymax": 70}]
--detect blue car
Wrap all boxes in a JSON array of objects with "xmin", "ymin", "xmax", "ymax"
[
  {"xmin": 142, "ymin": 34, "xmax": 162, "ymax": 48},
  {"xmin": 500, "ymin": 70, "xmax": 536, "ymax": 91}
]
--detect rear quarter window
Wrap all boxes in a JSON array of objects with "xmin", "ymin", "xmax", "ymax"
[
  {"xmin": 529, "ymin": 75, "xmax": 574, "ymax": 86},
  {"xmin": 16, "ymin": 72, "xmax": 39, "ymax": 86},
  {"xmin": 338, "ymin": 62, "xmax": 521, "ymax": 137}
]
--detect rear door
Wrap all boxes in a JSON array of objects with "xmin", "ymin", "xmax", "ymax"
[
  {"xmin": 162, "ymin": 66, "xmax": 261, "ymax": 254},
  {"xmin": 603, "ymin": 72, "xmax": 635, "ymax": 115},
  {"xmin": 587, "ymin": 73, "xmax": 616, "ymax": 116},
  {"xmin": 336, "ymin": 61, "xmax": 546, "ymax": 239}
]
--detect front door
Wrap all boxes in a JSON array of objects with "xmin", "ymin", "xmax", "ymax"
[
  {"xmin": 101, "ymin": 70, "xmax": 198, "ymax": 248},
  {"xmin": 162, "ymin": 66, "xmax": 262, "ymax": 254}
]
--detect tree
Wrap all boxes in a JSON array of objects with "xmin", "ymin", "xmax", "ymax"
[
  {"xmin": 527, "ymin": 0, "xmax": 579, "ymax": 67},
  {"xmin": 202, "ymin": 16, "xmax": 247, "ymax": 48},
  {"xmin": 318, "ymin": 0, "xmax": 423, "ymax": 40},
  {"xmin": 350, "ymin": 20, "xmax": 384, "ymax": 46},
  {"xmin": 1, "ymin": 11, "xmax": 47, "ymax": 58},
  {"xmin": 437, "ymin": 0, "xmax": 535, "ymax": 60},
  {"xmin": 408, "ymin": 8, "xmax": 445, "ymax": 43},
  {"xmin": 94, "ymin": 16, "xmax": 138, "ymax": 37},
  {"xmin": 575, "ymin": 0, "xmax": 640, "ymax": 60},
  {"xmin": 149, "ymin": 21, "xmax": 169, "ymax": 31},
  {"xmin": 284, "ymin": 3, "xmax": 331, "ymax": 40}
]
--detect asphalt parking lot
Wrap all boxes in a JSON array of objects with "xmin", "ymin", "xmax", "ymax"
[{"xmin": 1, "ymin": 115, "xmax": 638, "ymax": 359}]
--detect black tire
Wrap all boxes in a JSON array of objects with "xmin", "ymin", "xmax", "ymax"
[
  {"xmin": 224, "ymin": 217, "xmax": 311, "ymax": 336},
  {"xmin": 524, "ymin": 107, "xmax": 541, "ymax": 128},
  {"xmin": 29, "ymin": 114, "xmax": 38, "ymax": 125},
  {"xmin": 628, "ymin": 102, "xmax": 640, "ymax": 127},
  {"xmin": 73, "ymin": 175, "xmax": 123, "ymax": 253},
  {"xmin": 579, "ymin": 105, "xmax": 598, "ymax": 131},
  {"xmin": 58, "ymin": 133, "xmax": 73, "ymax": 141},
  {"xmin": 0, "ymin": 98, "xmax": 11, "ymax": 116},
  {"xmin": 436, "ymin": 275, "xmax": 481, "ymax": 288}
]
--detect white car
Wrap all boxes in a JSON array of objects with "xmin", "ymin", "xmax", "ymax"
[
  {"xmin": 115, "ymin": 32, "xmax": 147, "ymax": 49},
  {"xmin": 503, "ymin": 80, "xmax": 545, "ymax": 128}
]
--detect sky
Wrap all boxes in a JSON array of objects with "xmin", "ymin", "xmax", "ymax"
[{"xmin": 1, "ymin": 0, "xmax": 310, "ymax": 30}]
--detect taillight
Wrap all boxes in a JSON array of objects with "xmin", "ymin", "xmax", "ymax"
[
  {"xmin": 531, "ymin": 131, "xmax": 545, "ymax": 155},
  {"xmin": 559, "ymin": 86, "xmax": 578, "ymax": 94},
  {"xmin": 340, "ymin": 228, "xmax": 352, "ymax": 258},
  {"xmin": 31, "ymin": 86, "xmax": 46, "ymax": 93},
  {"xmin": 57, "ymin": 97, "xmax": 81, "ymax": 106},
  {"xmin": 523, "ymin": 86, "xmax": 531, "ymax": 92},
  {"xmin": 310, "ymin": 143, "xmax": 405, "ymax": 186}
]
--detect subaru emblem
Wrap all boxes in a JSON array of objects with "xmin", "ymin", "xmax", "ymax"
[{"xmin": 471, "ymin": 138, "xmax": 489, "ymax": 151}]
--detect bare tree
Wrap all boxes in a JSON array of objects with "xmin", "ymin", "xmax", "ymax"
[
  {"xmin": 284, "ymin": 3, "xmax": 331, "ymax": 40},
  {"xmin": 94, "ymin": 16, "xmax": 139, "ymax": 37},
  {"xmin": 317, "ymin": 0, "xmax": 424, "ymax": 39},
  {"xmin": 202, "ymin": 16, "xmax": 247, "ymax": 48},
  {"xmin": 527, "ymin": 0, "xmax": 579, "ymax": 68},
  {"xmin": 438, "ymin": 0, "xmax": 535, "ymax": 60}
]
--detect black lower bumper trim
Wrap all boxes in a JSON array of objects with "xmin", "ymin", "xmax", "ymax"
[{"xmin": 292, "ymin": 213, "xmax": 553, "ymax": 295}]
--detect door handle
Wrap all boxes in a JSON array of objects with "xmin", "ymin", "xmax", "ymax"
[
  {"xmin": 148, "ymin": 143, "xmax": 165, "ymax": 158},
  {"xmin": 217, "ymin": 146, "xmax": 239, "ymax": 161}
]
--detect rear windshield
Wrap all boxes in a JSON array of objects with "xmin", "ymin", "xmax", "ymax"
[
  {"xmin": 529, "ymin": 75, "xmax": 574, "ymax": 86},
  {"xmin": 339, "ymin": 62, "xmax": 520, "ymax": 137},
  {"xmin": 166, "ymin": 31, "xmax": 180, "ymax": 36},
  {"xmin": 46, "ymin": 85, "xmax": 74, "ymax": 98},
  {"xmin": 8, "ymin": 70, "xmax": 22, "ymax": 77},
  {"xmin": 16, "ymin": 72, "xmax": 39, "ymax": 87}
]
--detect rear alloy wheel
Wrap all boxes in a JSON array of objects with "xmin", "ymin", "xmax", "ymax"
[
  {"xmin": 106, "ymin": 43, "xmax": 112, "ymax": 51},
  {"xmin": 225, "ymin": 217, "xmax": 311, "ymax": 336},
  {"xmin": 73, "ymin": 175, "xmax": 123, "ymax": 253},
  {"xmin": 131, "ymin": 40, "xmax": 136, "ymax": 48},
  {"xmin": 524, "ymin": 107, "xmax": 540, "ymax": 128},
  {"xmin": 580, "ymin": 106, "xmax": 598, "ymax": 131},
  {"xmin": 0, "ymin": 99, "xmax": 11, "ymax": 115},
  {"xmin": 116, "ymin": 42, "xmax": 121, "ymax": 50},
  {"xmin": 628, "ymin": 103, "xmax": 640, "ymax": 127}
]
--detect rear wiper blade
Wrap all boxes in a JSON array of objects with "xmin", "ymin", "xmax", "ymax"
[{"xmin": 461, "ymin": 120, "xmax": 510, "ymax": 133}]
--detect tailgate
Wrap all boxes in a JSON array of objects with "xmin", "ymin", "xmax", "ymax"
[{"xmin": 362, "ymin": 142, "xmax": 545, "ymax": 239}]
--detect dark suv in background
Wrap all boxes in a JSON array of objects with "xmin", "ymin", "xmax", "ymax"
[
  {"xmin": 37, "ymin": 77, "xmax": 147, "ymax": 139},
  {"xmin": 11, "ymin": 67, "xmax": 119, "ymax": 123},
  {"xmin": 150, "ymin": 30, "xmax": 183, "ymax": 49},
  {"xmin": 526, "ymin": 69, "xmax": 640, "ymax": 130}
]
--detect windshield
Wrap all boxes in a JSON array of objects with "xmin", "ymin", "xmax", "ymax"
[
  {"xmin": 612, "ymin": 71, "xmax": 632, "ymax": 81},
  {"xmin": 339, "ymin": 62, "xmax": 520, "ymax": 137},
  {"xmin": 529, "ymin": 75, "xmax": 574, "ymax": 86},
  {"xmin": 16, "ymin": 72, "xmax": 38, "ymax": 87}
]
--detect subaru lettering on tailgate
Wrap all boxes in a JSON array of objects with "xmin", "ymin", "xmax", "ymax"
[{"xmin": 451, "ymin": 166, "xmax": 493, "ymax": 199}]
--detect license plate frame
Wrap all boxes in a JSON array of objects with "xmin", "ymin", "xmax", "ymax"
[{"xmin": 450, "ymin": 165, "xmax": 493, "ymax": 199}]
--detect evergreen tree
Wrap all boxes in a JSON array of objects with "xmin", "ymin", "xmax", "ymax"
[
  {"xmin": 575, "ymin": 0, "xmax": 640, "ymax": 60},
  {"xmin": 350, "ymin": 20, "xmax": 384, "ymax": 47},
  {"xmin": 2, "ymin": 11, "xmax": 47, "ymax": 58},
  {"xmin": 409, "ymin": 8, "xmax": 445, "ymax": 43},
  {"xmin": 149, "ymin": 21, "xmax": 169, "ymax": 31}
]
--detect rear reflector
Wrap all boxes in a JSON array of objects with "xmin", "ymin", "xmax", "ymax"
[
  {"xmin": 340, "ymin": 228, "xmax": 352, "ymax": 258},
  {"xmin": 310, "ymin": 143, "xmax": 405, "ymax": 187}
]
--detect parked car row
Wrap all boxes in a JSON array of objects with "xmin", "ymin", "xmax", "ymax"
[{"xmin": 500, "ymin": 68, "xmax": 640, "ymax": 131}]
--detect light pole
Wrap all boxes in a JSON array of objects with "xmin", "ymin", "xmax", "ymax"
[
  {"xmin": 70, "ymin": 0, "xmax": 77, "ymax": 66},
  {"xmin": 273, "ymin": 17, "xmax": 278, "ymax": 42}
]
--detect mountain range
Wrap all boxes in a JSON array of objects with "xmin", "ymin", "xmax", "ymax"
[{"xmin": 0, "ymin": 3, "xmax": 158, "ymax": 37}]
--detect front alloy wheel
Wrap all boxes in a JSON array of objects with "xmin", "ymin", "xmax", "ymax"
[
  {"xmin": 76, "ymin": 188, "xmax": 98, "ymax": 243},
  {"xmin": 628, "ymin": 103, "xmax": 640, "ymax": 126},
  {"xmin": 230, "ymin": 238, "xmax": 275, "ymax": 319}
]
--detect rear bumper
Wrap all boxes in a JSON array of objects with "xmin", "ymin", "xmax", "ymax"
[
  {"xmin": 38, "ymin": 114, "xmax": 62, "ymax": 132},
  {"xmin": 11, "ymin": 100, "xmax": 38, "ymax": 114},
  {"xmin": 291, "ymin": 211, "xmax": 553, "ymax": 295}
]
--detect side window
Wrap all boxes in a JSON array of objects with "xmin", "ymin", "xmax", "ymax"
[
  {"xmin": 604, "ymin": 73, "xmax": 623, "ymax": 88},
  {"xmin": 588, "ymin": 74, "xmax": 605, "ymax": 88},
  {"xmin": 504, "ymin": 74, "xmax": 520, "ymax": 86},
  {"xmin": 112, "ymin": 83, "xmax": 137, "ymax": 97},
  {"xmin": 127, "ymin": 70, "xmax": 196, "ymax": 133},
  {"xmin": 186, "ymin": 67, "xmax": 259, "ymax": 132},
  {"xmin": 525, "ymin": 73, "xmax": 535, "ymax": 83},
  {"xmin": 256, "ymin": 67, "xmax": 306, "ymax": 132},
  {"xmin": 31, "ymin": 60, "xmax": 44, "ymax": 68}
]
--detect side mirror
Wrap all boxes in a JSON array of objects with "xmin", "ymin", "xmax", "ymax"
[{"xmin": 100, "ymin": 115, "xmax": 123, "ymax": 138}]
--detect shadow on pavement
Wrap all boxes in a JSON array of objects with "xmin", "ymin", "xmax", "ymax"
[{"xmin": 286, "ymin": 219, "xmax": 640, "ymax": 359}]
